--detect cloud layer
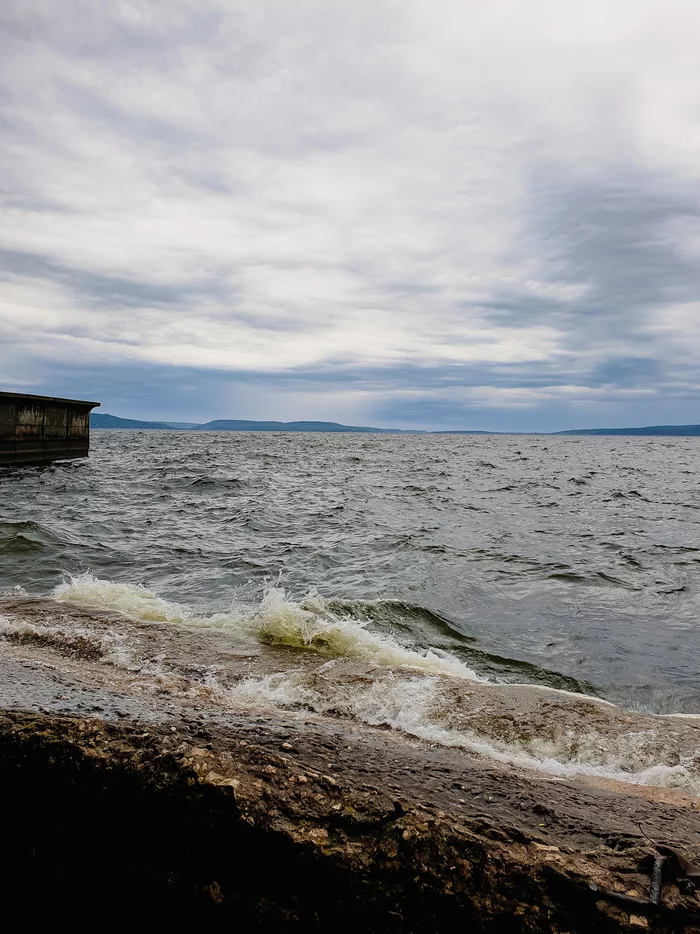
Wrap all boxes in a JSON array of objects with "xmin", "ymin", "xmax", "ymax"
[{"xmin": 2, "ymin": 0, "xmax": 700, "ymax": 429}]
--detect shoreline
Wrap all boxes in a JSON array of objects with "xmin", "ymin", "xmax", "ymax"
[{"xmin": 1, "ymin": 597, "xmax": 699, "ymax": 929}]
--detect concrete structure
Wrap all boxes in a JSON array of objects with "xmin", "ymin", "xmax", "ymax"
[{"xmin": 0, "ymin": 392, "xmax": 100, "ymax": 465}]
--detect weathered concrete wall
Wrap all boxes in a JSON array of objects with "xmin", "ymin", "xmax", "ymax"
[{"xmin": 0, "ymin": 392, "xmax": 99, "ymax": 465}]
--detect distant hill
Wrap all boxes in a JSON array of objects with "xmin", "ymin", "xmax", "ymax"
[
  {"xmin": 91, "ymin": 414, "xmax": 423, "ymax": 433},
  {"xmin": 190, "ymin": 419, "xmax": 417, "ymax": 433},
  {"xmin": 91, "ymin": 414, "xmax": 174, "ymax": 430},
  {"xmin": 556, "ymin": 425, "xmax": 700, "ymax": 436}
]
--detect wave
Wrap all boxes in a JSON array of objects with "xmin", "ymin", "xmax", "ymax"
[
  {"xmin": 326, "ymin": 598, "xmax": 597, "ymax": 695},
  {"xmin": 54, "ymin": 574, "xmax": 199, "ymax": 623},
  {"xmin": 52, "ymin": 574, "xmax": 602, "ymax": 695},
  {"xmin": 52, "ymin": 574, "xmax": 596, "ymax": 694},
  {"xmin": 4, "ymin": 572, "xmax": 699, "ymax": 796},
  {"xmin": 53, "ymin": 573, "xmax": 483, "ymax": 680},
  {"xmin": 0, "ymin": 520, "xmax": 64, "ymax": 554}
]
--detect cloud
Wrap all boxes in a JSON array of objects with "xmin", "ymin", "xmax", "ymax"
[{"xmin": 1, "ymin": 0, "xmax": 700, "ymax": 429}]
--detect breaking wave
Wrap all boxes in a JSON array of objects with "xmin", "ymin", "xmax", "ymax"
[
  {"xmin": 53, "ymin": 573, "xmax": 483, "ymax": 679},
  {"xmin": 43, "ymin": 573, "xmax": 700, "ymax": 796}
]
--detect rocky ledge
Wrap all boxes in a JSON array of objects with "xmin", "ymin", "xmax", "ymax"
[{"xmin": 2, "ymin": 708, "xmax": 699, "ymax": 930}]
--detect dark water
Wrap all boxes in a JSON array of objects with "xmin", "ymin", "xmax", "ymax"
[{"xmin": 1, "ymin": 430, "xmax": 699, "ymax": 713}]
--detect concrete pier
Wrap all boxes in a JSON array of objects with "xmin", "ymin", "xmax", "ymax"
[{"xmin": 0, "ymin": 392, "xmax": 100, "ymax": 465}]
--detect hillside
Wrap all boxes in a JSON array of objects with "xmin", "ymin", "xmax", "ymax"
[
  {"xmin": 190, "ymin": 419, "xmax": 412, "ymax": 433},
  {"xmin": 91, "ymin": 413, "xmax": 174, "ymax": 430},
  {"xmin": 91, "ymin": 413, "xmax": 421, "ymax": 433},
  {"xmin": 557, "ymin": 424, "xmax": 700, "ymax": 436}
]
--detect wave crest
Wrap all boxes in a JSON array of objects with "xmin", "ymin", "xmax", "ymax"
[{"xmin": 53, "ymin": 573, "xmax": 483, "ymax": 680}]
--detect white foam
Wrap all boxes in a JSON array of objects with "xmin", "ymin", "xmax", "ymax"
[
  {"xmin": 229, "ymin": 671, "xmax": 700, "ymax": 796},
  {"xmin": 54, "ymin": 574, "xmax": 484, "ymax": 680},
  {"xmin": 54, "ymin": 574, "xmax": 196, "ymax": 623},
  {"xmin": 248, "ymin": 588, "xmax": 483, "ymax": 678},
  {"xmin": 0, "ymin": 585, "xmax": 28, "ymax": 598},
  {"xmin": 0, "ymin": 614, "xmax": 67, "ymax": 641}
]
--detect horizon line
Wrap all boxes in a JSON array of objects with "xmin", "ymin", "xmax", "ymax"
[{"xmin": 91, "ymin": 412, "xmax": 700, "ymax": 436}]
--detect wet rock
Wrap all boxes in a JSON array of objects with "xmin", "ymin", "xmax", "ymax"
[{"xmin": 0, "ymin": 709, "xmax": 698, "ymax": 930}]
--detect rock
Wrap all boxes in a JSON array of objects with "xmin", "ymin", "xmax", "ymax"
[{"xmin": 1, "ymin": 709, "xmax": 699, "ymax": 930}]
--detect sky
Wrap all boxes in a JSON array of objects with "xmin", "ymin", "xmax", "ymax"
[{"xmin": 2, "ymin": 1, "xmax": 700, "ymax": 431}]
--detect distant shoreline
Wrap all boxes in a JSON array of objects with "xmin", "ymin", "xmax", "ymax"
[{"xmin": 91, "ymin": 413, "xmax": 700, "ymax": 436}]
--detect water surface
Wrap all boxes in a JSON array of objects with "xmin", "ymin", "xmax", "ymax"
[{"xmin": 1, "ymin": 430, "xmax": 699, "ymax": 714}]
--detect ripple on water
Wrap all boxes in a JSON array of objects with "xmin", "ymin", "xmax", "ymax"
[{"xmin": 0, "ymin": 431, "xmax": 698, "ymax": 713}]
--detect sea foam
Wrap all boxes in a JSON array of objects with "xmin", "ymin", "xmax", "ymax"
[
  {"xmin": 231, "ymin": 669, "xmax": 700, "ymax": 795},
  {"xmin": 53, "ymin": 573, "xmax": 483, "ymax": 680}
]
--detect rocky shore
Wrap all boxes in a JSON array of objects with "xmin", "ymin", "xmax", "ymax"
[{"xmin": 1, "ymin": 596, "xmax": 699, "ymax": 930}]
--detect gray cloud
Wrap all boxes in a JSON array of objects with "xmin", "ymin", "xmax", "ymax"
[{"xmin": 2, "ymin": 0, "xmax": 700, "ymax": 429}]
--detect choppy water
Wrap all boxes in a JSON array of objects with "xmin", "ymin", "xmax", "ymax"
[{"xmin": 1, "ymin": 430, "xmax": 699, "ymax": 716}]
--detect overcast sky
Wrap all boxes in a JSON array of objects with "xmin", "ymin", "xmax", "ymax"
[{"xmin": 2, "ymin": 1, "xmax": 700, "ymax": 430}]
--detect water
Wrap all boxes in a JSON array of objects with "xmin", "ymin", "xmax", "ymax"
[{"xmin": 1, "ymin": 430, "xmax": 698, "ymax": 715}]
